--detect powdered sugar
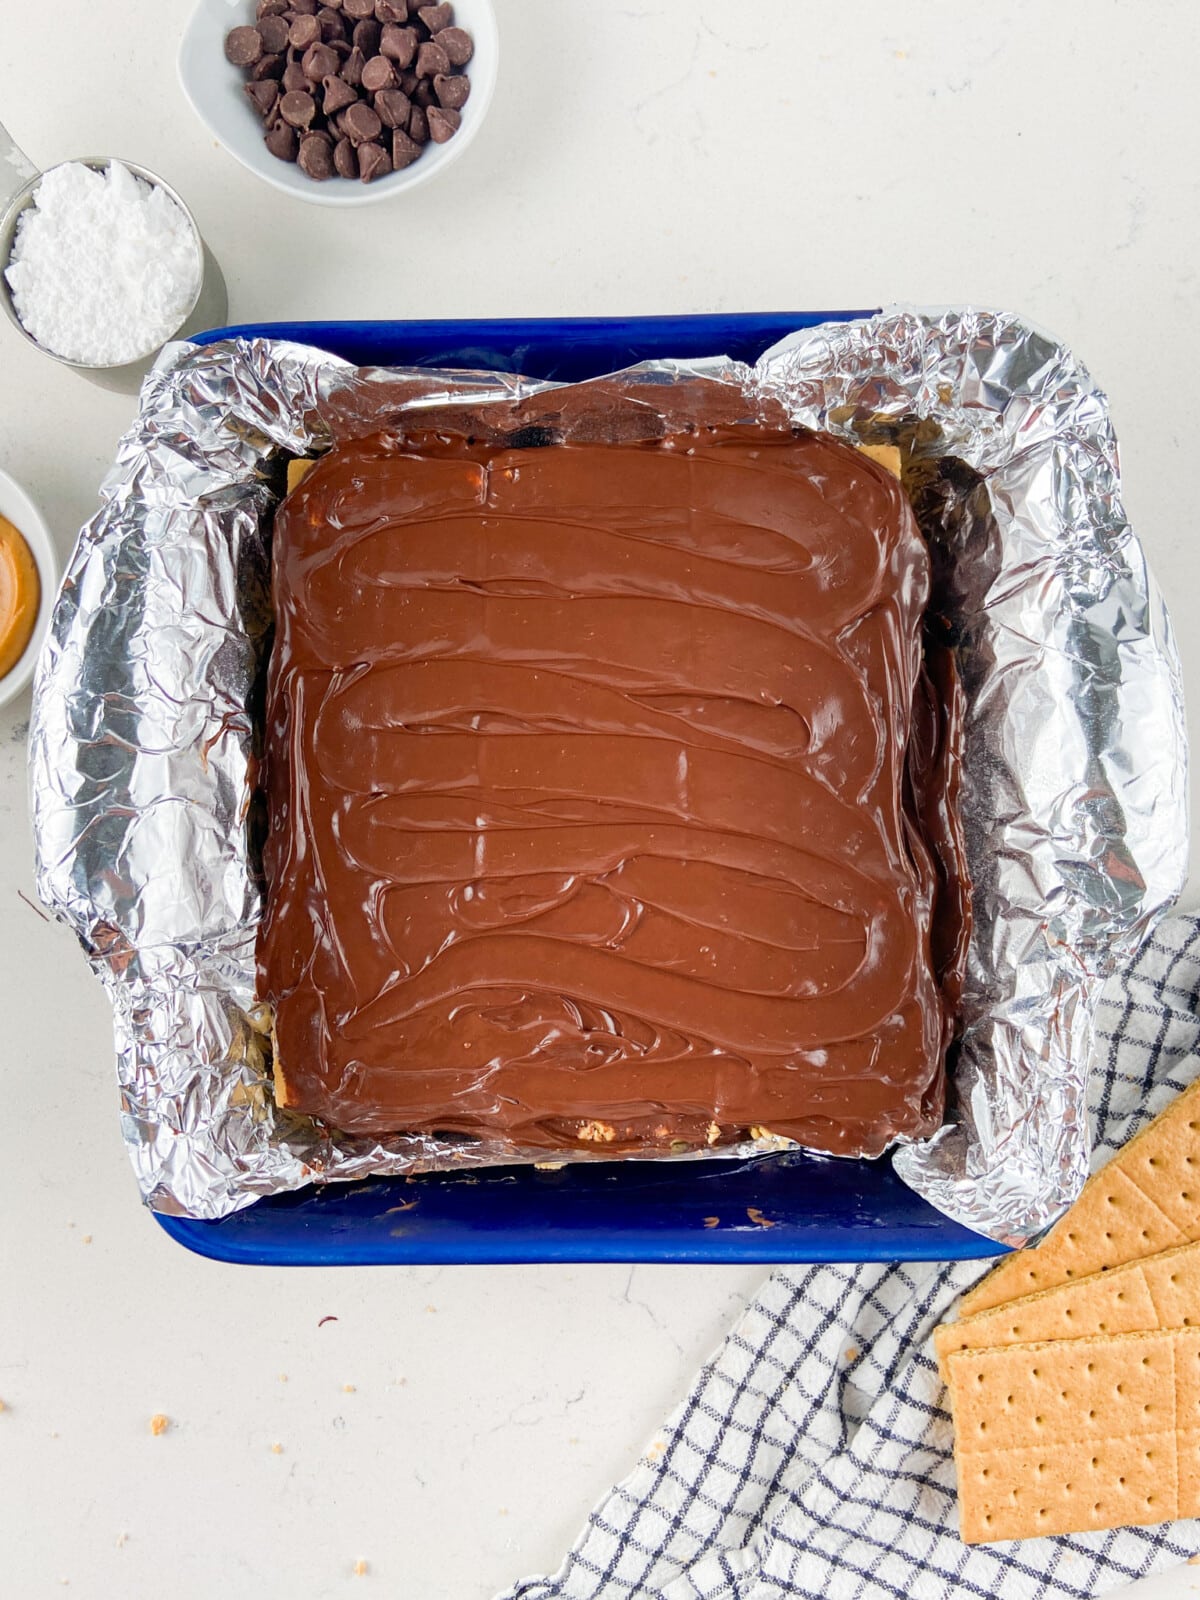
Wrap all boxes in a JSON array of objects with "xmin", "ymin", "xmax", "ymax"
[{"xmin": 4, "ymin": 161, "xmax": 201, "ymax": 367}]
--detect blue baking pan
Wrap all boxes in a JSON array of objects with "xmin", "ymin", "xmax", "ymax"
[{"xmin": 158, "ymin": 312, "xmax": 1001, "ymax": 1267}]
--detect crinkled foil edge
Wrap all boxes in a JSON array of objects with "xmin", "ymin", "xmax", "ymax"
[
  {"xmin": 29, "ymin": 311, "xmax": 1187, "ymax": 1238},
  {"xmin": 757, "ymin": 307, "xmax": 1187, "ymax": 1242}
]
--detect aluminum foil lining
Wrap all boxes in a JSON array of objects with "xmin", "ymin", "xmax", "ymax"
[{"xmin": 29, "ymin": 309, "xmax": 1188, "ymax": 1239}]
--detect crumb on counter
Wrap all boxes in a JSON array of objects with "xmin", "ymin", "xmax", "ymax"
[
  {"xmin": 353, "ymin": 1559, "xmax": 369, "ymax": 1577},
  {"xmin": 149, "ymin": 1413, "xmax": 170, "ymax": 1436}
]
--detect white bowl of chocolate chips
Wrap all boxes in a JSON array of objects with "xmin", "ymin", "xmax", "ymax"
[{"xmin": 179, "ymin": 0, "xmax": 497, "ymax": 205}]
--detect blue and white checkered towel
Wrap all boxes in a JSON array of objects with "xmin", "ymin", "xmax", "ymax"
[{"xmin": 500, "ymin": 916, "xmax": 1200, "ymax": 1600}]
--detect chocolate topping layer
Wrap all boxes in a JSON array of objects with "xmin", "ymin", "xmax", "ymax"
[{"xmin": 258, "ymin": 412, "xmax": 969, "ymax": 1156}]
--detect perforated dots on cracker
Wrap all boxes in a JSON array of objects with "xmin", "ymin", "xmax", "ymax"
[
  {"xmin": 948, "ymin": 1326, "xmax": 1200, "ymax": 1542},
  {"xmin": 935, "ymin": 1238, "xmax": 1200, "ymax": 1374},
  {"xmin": 960, "ymin": 1078, "xmax": 1200, "ymax": 1317}
]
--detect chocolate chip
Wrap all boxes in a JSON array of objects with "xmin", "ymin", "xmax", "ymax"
[
  {"xmin": 406, "ymin": 102, "xmax": 428, "ymax": 142},
  {"xmin": 342, "ymin": 99, "xmax": 382, "ymax": 142},
  {"xmin": 432, "ymin": 71, "xmax": 469, "ymax": 109},
  {"xmin": 289, "ymin": 13, "xmax": 321, "ymax": 48},
  {"xmin": 265, "ymin": 121, "xmax": 299, "ymax": 161},
  {"xmin": 251, "ymin": 51, "xmax": 286, "ymax": 79},
  {"xmin": 302, "ymin": 41, "xmax": 340, "ymax": 80},
  {"xmin": 380, "ymin": 22, "xmax": 417, "ymax": 64},
  {"xmin": 245, "ymin": 78, "xmax": 281, "ymax": 116},
  {"xmin": 298, "ymin": 130, "xmax": 336, "ymax": 178},
  {"xmin": 279, "ymin": 88, "xmax": 318, "ymax": 126},
  {"xmin": 334, "ymin": 135, "xmax": 358, "ymax": 177},
  {"xmin": 417, "ymin": 4, "xmax": 452, "ymax": 32},
  {"xmin": 434, "ymin": 26, "xmax": 472, "ymax": 66},
  {"xmin": 361, "ymin": 54, "xmax": 395, "ymax": 91},
  {"xmin": 373, "ymin": 86, "xmax": 411, "ymax": 126},
  {"xmin": 391, "ymin": 127, "xmax": 421, "ymax": 168},
  {"xmin": 225, "ymin": 25, "xmax": 264, "ymax": 65},
  {"xmin": 342, "ymin": 0, "xmax": 375, "ymax": 15},
  {"xmin": 257, "ymin": 0, "xmax": 289, "ymax": 15},
  {"xmin": 415, "ymin": 40, "xmax": 449, "ymax": 77},
  {"xmin": 331, "ymin": 37, "xmax": 352, "ymax": 56},
  {"xmin": 290, "ymin": 0, "xmax": 319, "ymax": 11},
  {"xmin": 376, "ymin": 0, "xmax": 407, "ymax": 19},
  {"xmin": 352, "ymin": 17, "xmax": 382, "ymax": 53},
  {"xmin": 282, "ymin": 57, "xmax": 309, "ymax": 91},
  {"xmin": 341, "ymin": 44, "xmax": 366, "ymax": 84},
  {"xmin": 358, "ymin": 140, "xmax": 392, "ymax": 181},
  {"xmin": 322, "ymin": 72, "xmax": 359, "ymax": 114},
  {"xmin": 413, "ymin": 77, "xmax": 436, "ymax": 107},
  {"xmin": 317, "ymin": 6, "xmax": 348, "ymax": 41},
  {"xmin": 426, "ymin": 104, "xmax": 459, "ymax": 141},
  {"xmin": 398, "ymin": 67, "xmax": 419, "ymax": 94},
  {"xmin": 254, "ymin": 15, "xmax": 289, "ymax": 52}
]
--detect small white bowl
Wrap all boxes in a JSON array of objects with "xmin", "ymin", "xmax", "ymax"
[
  {"xmin": 179, "ymin": 0, "xmax": 497, "ymax": 207},
  {"xmin": 0, "ymin": 466, "xmax": 59, "ymax": 710}
]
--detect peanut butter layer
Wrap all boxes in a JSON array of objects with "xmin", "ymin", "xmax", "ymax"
[{"xmin": 258, "ymin": 413, "xmax": 969, "ymax": 1154}]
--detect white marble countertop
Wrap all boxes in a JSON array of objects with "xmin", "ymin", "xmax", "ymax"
[{"xmin": 1, "ymin": 2, "xmax": 1198, "ymax": 1594}]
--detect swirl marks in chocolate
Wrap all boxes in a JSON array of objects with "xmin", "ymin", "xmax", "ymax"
[{"xmin": 259, "ymin": 418, "xmax": 966, "ymax": 1157}]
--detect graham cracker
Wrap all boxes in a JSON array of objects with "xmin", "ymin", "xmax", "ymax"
[
  {"xmin": 936, "ymin": 1239, "xmax": 1200, "ymax": 1375},
  {"xmin": 948, "ymin": 1324, "xmax": 1200, "ymax": 1543},
  {"xmin": 286, "ymin": 457, "xmax": 316, "ymax": 494},
  {"xmin": 959, "ymin": 1077, "xmax": 1200, "ymax": 1317},
  {"xmin": 858, "ymin": 443, "xmax": 903, "ymax": 479}
]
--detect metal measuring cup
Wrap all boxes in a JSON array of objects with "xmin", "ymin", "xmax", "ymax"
[{"xmin": 0, "ymin": 122, "xmax": 227, "ymax": 394}]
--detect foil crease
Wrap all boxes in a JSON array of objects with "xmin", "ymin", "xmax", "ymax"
[{"xmin": 28, "ymin": 310, "xmax": 1187, "ymax": 1238}]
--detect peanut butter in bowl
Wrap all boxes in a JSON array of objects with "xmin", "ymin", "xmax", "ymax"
[
  {"xmin": 0, "ymin": 467, "xmax": 58, "ymax": 710},
  {"xmin": 0, "ymin": 512, "xmax": 40, "ymax": 681}
]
